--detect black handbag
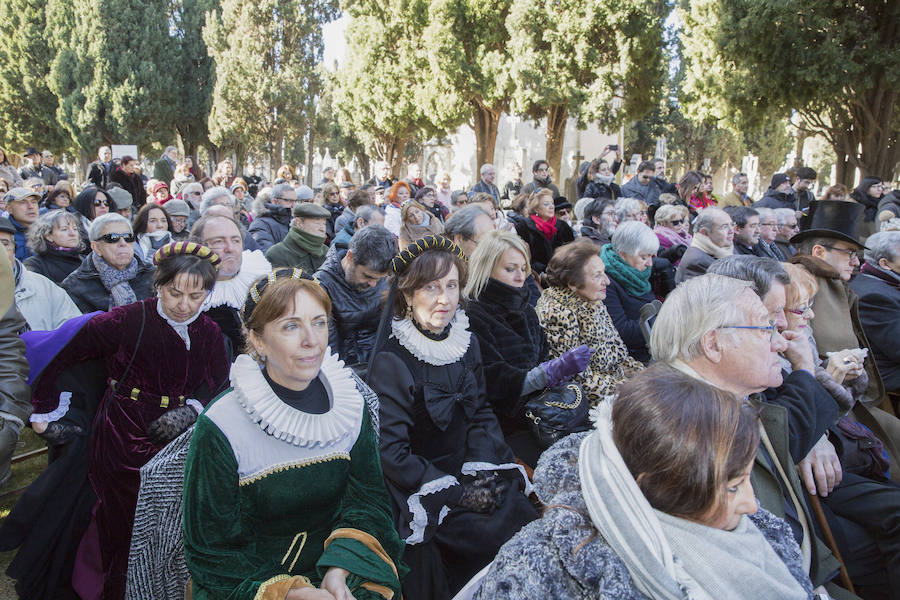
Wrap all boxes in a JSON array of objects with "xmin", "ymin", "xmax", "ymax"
[{"xmin": 524, "ymin": 382, "xmax": 591, "ymax": 449}]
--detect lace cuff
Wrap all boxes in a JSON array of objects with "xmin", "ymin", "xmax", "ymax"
[
  {"xmin": 405, "ymin": 474, "xmax": 458, "ymax": 545},
  {"xmin": 461, "ymin": 461, "xmax": 534, "ymax": 496},
  {"xmin": 29, "ymin": 392, "xmax": 71, "ymax": 424}
]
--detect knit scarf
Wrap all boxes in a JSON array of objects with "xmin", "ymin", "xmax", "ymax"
[
  {"xmin": 690, "ymin": 232, "xmax": 733, "ymax": 259},
  {"xmin": 579, "ymin": 402, "xmax": 809, "ymax": 600},
  {"xmin": 860, "ymin": 261, "xmax": 900, "ymax": 290},
  {"xmin": 530, "ymin": 214, "xmax": 557, "ymax": 241},
  {"xmin": 653, "ymin": 225, "xmax": 691, "ymax": 249},
  {"xmin": 600, "ymin": 244, "xmax": 651, "ymax": 296},
  {"xmin": 92, "ymin": 253, "xmax": 139, "ymax": 308},
  {"xmin": 289, "ymin": 227, "xmax": 327, "ymax": 257}
]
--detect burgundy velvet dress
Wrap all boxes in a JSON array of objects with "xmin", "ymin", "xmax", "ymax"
[{"xmin": 31, "ymin": 298, "xmax": 229, "ymax": 600}]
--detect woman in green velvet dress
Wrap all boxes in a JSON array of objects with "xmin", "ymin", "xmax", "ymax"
[{"xmin": 182, "ymin": 268, "xmax": 403, "ymax": 600}]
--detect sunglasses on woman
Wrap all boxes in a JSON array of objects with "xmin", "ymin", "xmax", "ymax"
[
  {"xmin": 98, "ymin": 232, "xmax": 135, "ymax": 244},
  {"xmin": 94, "ymin": 198, "xmax": 109, "ymax": 207},
  {"xmin": 670, "ymin": 219, "xmax": 684, "ymax": 226}
]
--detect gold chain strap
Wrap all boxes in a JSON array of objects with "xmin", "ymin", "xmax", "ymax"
[{"xmin": 541, "ymin": 384, "xmax": 583, "ymax": 409}]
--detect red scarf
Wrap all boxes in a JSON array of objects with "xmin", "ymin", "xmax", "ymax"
[{"xmin": 530, "ymin": 214, "xmax": 558, "ymax": 241}]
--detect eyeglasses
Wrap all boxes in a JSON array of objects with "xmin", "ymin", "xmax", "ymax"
[
  {"xmin": 782, "ymin": 223, "xmax": 799, "ymax": 230},
  {"xmin": 670, "ymin": 219, "xmax": 684, "ymax": 226},
  {"xmin": 94, "ymin": 198, "xmax": 109, "ymax": 207},
  {"xmin": 557, "ymin": 209, "xmax": 570, "ymax": 216},
  {"xmin": 787, "ymin": 303, "xmax": 814, "ymax": 317},
  {"xmin": 97, "ymin": 232, "xmax": 134, "ymax": 244},
  {"xmin": 822, "ymin": 245, "xmax": 859, "ymax": 261},
  {"xmin": 719, "ymin": 320, "xmax": 779, "ymax": 343}
]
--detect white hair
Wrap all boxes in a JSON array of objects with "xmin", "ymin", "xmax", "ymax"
[
  {"xmin": 614, "ymin": 197, "xmax": 643, "ymax": 222},
  {"xmin": 480, "ymin": 163, "xmax": 494, "ymax": 175},
  {"xmin": 611, "ymin": 221, "xmax": 659, "ymax": 257},
  {"xmin": 650, "ymin": 274, "xmax": 753, "ymax": 363},
  {"xmin": 754, "ymin": 207, "xmax": 775, "ymax": 222},
  {"xmin": 864, "ymin": 231, "xmax": 900, "ymax": 264},
  {"xmin": 89, "ymin": 212, "xmax": 132, "ymax": 241},
  {"xmin": 774, "ymin": 208, "xmax": 795, "ymax": 226}
]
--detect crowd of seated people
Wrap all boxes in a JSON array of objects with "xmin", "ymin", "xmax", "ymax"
[{"xmin": 1, "ymin": 159, "xmax": 899, "ymax": 600}]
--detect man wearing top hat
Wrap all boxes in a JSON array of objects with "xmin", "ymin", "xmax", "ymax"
[
  {"xmin": 789, "ymin": 201, "xmax": 900, "ymax": 470},
  {"xmin": 789, "ymin": 202, "xmax": 900, "ymax": 597}
]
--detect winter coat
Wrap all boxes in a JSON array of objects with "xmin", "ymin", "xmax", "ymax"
[
  {"xmin": 674, "ymin": 246, "xmax": 715, "ymax": 284},
  {"xmin": 333, "ymin": 207, "xmax": 355, "ymax": 237},
  {"xmin": 467, "ymin": 278, "xmax": 549, "ymax": 460},
  {"xmin": 20, "ymin": 165, "xmax": 57, "ymax": 187},
  {"xmin": 247, "ymin": 203, "xmax": 292, "ymax": 253},
  {"xmin": 0, "ymin": 164, "xmax": 23, "ymax": 187},
  {"xmin": 602, "ymin": 274, "xmax": 655, "ymax": 363},
  {"xmin": 110, "ymin": 164, "xmax": 148, "ymax": 208},
  {"xmin": 536, "ymin": 286, "xmax": 642, "ymax": 404},
  {"xmin": 501, "ymin": 179, "xmax": 522, "ymax": 201},
  {"xmin": 774, "ymin": 239, "xmax": 797, "ymax": 260},
  {"xmin": 579, "ymin": 224, "xmax": 611, "ymax": 247},
  {"xmin": 87, "ymin": 161, "xmax": 111, "ymax": 189},
  {"xmin": 23, "ymin": 245, "xmax": 83, "ymax": 284},
  {"xmin": 583, "ymin": 180, "xmax": 621, "ymax": 201},
  {"xmin": 619, "ymin": 177, "xmax": 660, "ymax": 205},
  {"xmin": 323, "ymin": 202, "xmax": 344, "ymax": 242},
  {"xmin": 877, "ymin": 191, "xmax": 900, "ymax": 220},
  {"xmin": 60, "ymin": 253, "xmax": 156, "ymax": 313},
  {"xmin": 264, "ymin": 226, "xmax": 327, "ymax": 272},
  {"xmin": 522, "ymin": 179, "xmax": 560, "ymax": 199},
  {"xmin": 14, "ymin": 259, "xmax": 81, "ymax": 330},
  {"xmin": 474, "ymin": 431, "xmax": 813, "ymax": 600},
  {"xmin": 513, "ymin": 215, "xmax": 574, "ymax": 274},
  {"xmin": 850, "ymin": 267, "xmax": 900, "ymax": 393},
  {"xmin": 153, "ymin": 157, "xmax": 175, "ymax": 185},
  {"xmin": 471, "ymin": 180, "xmax": 500, "ymax": 203},
  {"xmin": 734, "ymin": 239, "xmax": 764, "ymax": 257},
  {"xmin": 753, "ymin": 188, "xmax": 798, "ymax": 210},
  {"xmin": 313, "ymin": 248, "xmax": 387, "ymax": 370}
]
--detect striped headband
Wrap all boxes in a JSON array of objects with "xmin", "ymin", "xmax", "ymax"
[
  {"xmin": 390, "ymin": 234, "xmax": 467, "ymax": 275},
  {"xmin": 241, "ymin": 267, "xmax": 316, "ymax": 323},
  {"xmin": 153, "ymin": 241, "xmax": 221, "ymax": 268}
]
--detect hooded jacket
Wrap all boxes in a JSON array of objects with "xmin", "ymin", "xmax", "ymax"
[
  {"xmin": 314, "ymin": 248, "xmax": 387, "ymax": 370},
  {"xmin": 754, "ymin": 188, "xmax": 798, "ymax": 210}
]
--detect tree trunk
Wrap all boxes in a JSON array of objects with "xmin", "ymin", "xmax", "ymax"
[
  {"xmin": 472, "ymin": 101, "xmax": 501, "ymax": 170},
  {"xmin": 306, "ymin": 126, "xmax": 315, "ymax": 186},
  {"xmin": 356, "ymin": 153, "xmax": 371, "ymax": 183},
  {"xmin": 545, "ymin": 104, "xmax": 568, "ymax": 185}
]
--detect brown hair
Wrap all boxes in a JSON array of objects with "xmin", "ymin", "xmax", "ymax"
[
  {"xmin": 782, "ymin": 262, "xmax": 818, "ymax": 309},
  {"xmin": 393, "ymin": 250, "xmax": 467, "ymax": 316},
  {"xmin": 612, "ymin": 363, "xmax": 760, "ymax": 521},
  {"xmin": 322, "ymin": 182, "xmax": 341, "ymax": 198},
  {"xmin": 510, "ymin": 192, "xmax": 531, "ymax": 216},
  {"xmin": 527, "ymin": 188, "xmax": 554, "ymax": 215},
  {"xmin": 543, "ymin": 238, "xmax": 600, "ymax": 289},
  {"xmin": 677, "ymin": 170, "xmax": 704, "ymax": 204},
  {"xmin": 401, "ymin": 201, "xmax": 428, "ymax": 224},
  {"xmin": 820, "ymin": 183, "xmax": 849, "ymax": 202},
  {"xmin": 242, "ymin": 277, "xmax": 332, "ymax": 360}
]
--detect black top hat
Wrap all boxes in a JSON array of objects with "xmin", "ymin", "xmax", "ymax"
[
  {"xmin": 554, "ymin": 196, "xmax": 573, "ymax": 211},
  {"xmin": 790, "ymin": 200, "xmax": 867, "ymax": 249}
]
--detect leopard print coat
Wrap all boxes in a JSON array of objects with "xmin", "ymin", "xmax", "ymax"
[{"xmin": 536, "ymin": 286, "xmax": 643, "ymax": 404}]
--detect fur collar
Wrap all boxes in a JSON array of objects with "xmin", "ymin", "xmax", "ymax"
[{"xmin": 789, "ymin": 254, "xmax": 841, "ymax": 281}]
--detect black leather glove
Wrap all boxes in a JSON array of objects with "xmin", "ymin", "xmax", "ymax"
[
  {"xmin": 37, "ymin": 421, "xmax": 84, "ymax": 446},
  {"xmin": 147, "ymin": 405, "xmax": 198, "ymax": 446},
  {"xmin": 457, "ymin": 472, "xmax": 506, "ymax": 514}
]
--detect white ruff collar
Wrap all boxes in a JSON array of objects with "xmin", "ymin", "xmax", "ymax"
[
  {"xmin": 229, "ymin": 351, "xmax": 363, "ymax": 448},
  {"xmin": 202, "ymin": 250, "xmax": 271, "ymax": 310},
  {"xmin": 390, "ymin": 308, "xmax": 471, "ymax": 366}
]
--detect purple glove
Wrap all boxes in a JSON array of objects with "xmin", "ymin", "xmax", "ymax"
[{"xmin": 541, "ymin": 345, "xmax": 593, "ymax": 388}]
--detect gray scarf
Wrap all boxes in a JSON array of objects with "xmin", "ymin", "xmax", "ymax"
[
  {"xmin": 579, "ymin": 401, "xmax": 808, "ymax": 600},
  {"xmin": 92, "ymin": 253, "xmax": 139, "ymax": 308}
]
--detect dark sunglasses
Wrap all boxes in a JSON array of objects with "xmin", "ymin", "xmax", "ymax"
[
  {"xmin": 98, "ymin": 232, "xmax": 135, "ymax": 244},
  {"xmin": 94, "ymin": 198, "xmax": 109, "ymax": 206},
  {"xmin": 670, "ymin": 219, "xmax": 684, "ymax": 226}
]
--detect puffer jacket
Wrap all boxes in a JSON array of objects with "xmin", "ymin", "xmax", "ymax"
[
  {"xmin": 247, "ymin": 203, "xmax": 291, "ymax": 253},
  {"xmin": 23, "ymin": 246, "xmax": 85, "ymax": 284},
  {"xmin": 314, "ymin": 248, "xmax": 387, "ymax": 370},
  {"xmin": 60, "ymin": 253, "xmax": 156, "ymax": 313},
  {"xmin": 753, "ymin": 188, "xmax": 798, "ymax": 210}
]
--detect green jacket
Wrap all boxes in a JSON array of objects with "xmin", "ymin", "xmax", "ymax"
[
  {"xmin": 752, "ymin": 402, "xmax": 855, "ymax": 596},
  {"xmin": 265, "ymin": 227, "xmax": 328, "ymax": 273}
]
